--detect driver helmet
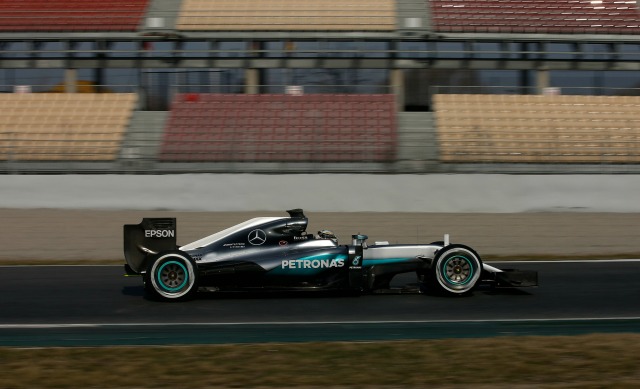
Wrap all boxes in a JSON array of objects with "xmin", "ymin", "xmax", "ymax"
[{"xmin": 317, "ymin": 229, "xmax": 338, "ymax": 244}]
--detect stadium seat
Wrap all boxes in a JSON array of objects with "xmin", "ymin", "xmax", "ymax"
[
  {"xmin": 0, "ymin": 0, "xmax": 149, "ymax": 32},
  {"xmin": 159, "ymin": 93, "xmax": 396, "ymax": 162},
  {"xmin": 176, "ymin": 0, "xmax": 396, "ymax": 31},
  {"xmin": 429, "ymin": 0, "xmax": 640, "ymax": 35},
  {"xmin": 434, "ymin": 94, "xmax": 640, "ymax": 163},
  {"xmin": 0, "ymin": 93, "xmax": 137, "ymax": 161}
]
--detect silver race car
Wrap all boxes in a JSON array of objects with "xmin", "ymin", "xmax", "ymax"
[{"xmin": 124, "ymin": 209, "xmax": 537, "ymax": 300}]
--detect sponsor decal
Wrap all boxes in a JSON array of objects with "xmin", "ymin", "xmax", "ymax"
[
  {"xmin": 145, "ymin": 229, "xmax": 175, "ymax": 238},
  {"xmin": 350, "ymin": 255, "xmax": 362, "ymax": 270},
  {"xmin": 223, "ymin": 243, "xmax": 245, "ymax": 249},
  {"xmin": 279, "ymin": 240, "xmax": 288, "ymax": 246},
  {"xmin": 248, "ymin": 229, "xmax": 267, "ymax": 245},
  {"xmin": 294, "ymin": 235, "xmax": 308, "ymax": 241},
  {"xmin": 281, "ymin": 258, "xmax": 345, "ymax": 269}
]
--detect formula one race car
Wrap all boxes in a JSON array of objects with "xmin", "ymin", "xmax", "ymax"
[{"xmin": 124, "ymin": 209, "xmax": 537, "ymax": 301}]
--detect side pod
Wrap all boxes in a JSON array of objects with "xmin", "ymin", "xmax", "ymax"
[{"xmin": 123, "ymin": 218, "xmax": 177, "ymax": 274}]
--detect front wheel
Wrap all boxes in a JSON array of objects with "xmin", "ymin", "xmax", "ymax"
[
  {"xmin": 145, "ymin": 251, "xmax": 198, "ymax": 301},
  {"xmin": 431, "ymin": 245, "xmax": 482, "ymax": 295}
]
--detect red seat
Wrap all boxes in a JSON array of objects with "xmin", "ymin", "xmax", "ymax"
[
  {"xmin": 159, "ymin": 93, "xmax": 397, "ymax": 162},
  {"xmin": 429, "ymin": 0, "xmax": 640, "ymax": 34},
  {"xmin": 0, "ymin": 0, "xmax": 149, "ymax": 32}
]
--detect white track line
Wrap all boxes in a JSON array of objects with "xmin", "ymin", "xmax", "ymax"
[
  {"xmin": 2, "ymin": 316, "xmax": 640, "ymax": 329},
  {"xmin": 0, "ymin": 264, "xmax": 119, "ymax": 268}
]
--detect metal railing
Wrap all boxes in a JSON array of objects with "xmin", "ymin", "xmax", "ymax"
[{"xmin": 429, "ymin": 85, "xmax": 640, "ymax": 97}]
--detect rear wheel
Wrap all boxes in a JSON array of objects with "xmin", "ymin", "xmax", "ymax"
[
  {"xmin": 145, "ymin": 251, "xmax": 198, "ymax": 301},
  {"xmin": 431, "ymin": 245, "xmax": 482, "ymax": 295}
]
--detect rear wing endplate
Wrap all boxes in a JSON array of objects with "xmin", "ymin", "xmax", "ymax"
[{"xmin": 123, "ymin": 218, "xmax": 177, "ymax": 273}]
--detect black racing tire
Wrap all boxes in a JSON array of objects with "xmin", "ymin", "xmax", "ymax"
[
  {"xmin": 430, "ymin": 244, "xmax": 482, "ymax": 296},
  {"xmin": 144, "ymin": 251, "xmax": 198, "ymax": 301}
]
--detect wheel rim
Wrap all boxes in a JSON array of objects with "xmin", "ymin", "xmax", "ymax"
[
  {"xmin": 157, "ymin": 261, "xmax": 188, "ymax": 291},
  {"xmin": 442, "ymin": 255, "xmax": 474, "ymax": 286},
  {"xmin": 150, "ymin": 254, "xmax": 196, "ymax": 299},
  {"xmin": 435, "ymin": 248, "xmax": 481, "ymax": 294}
]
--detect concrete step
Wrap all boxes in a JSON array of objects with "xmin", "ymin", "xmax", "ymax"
[
  {"xmin": 120, "ymin": 111, "xmax": 169, "ymax": 165},
  {"xmin": 396, "ymin": 112, "xmax": 438, "ymax": 163},
  {"xmin": 396, "ymin": 0, "xmax": 431, "ymax": 37},
  {"xmin": 140, "ymin": 0, "xmax": 182, "ymax": 31}
]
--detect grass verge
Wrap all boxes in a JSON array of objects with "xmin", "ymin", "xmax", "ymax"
[{"xmin": 1, "ymin": 334, "xmax": 639, "ymax": 388}]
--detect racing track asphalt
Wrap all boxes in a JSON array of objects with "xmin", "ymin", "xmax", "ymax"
[{"xmin": 1, "ymin": 260, "xmax": 640, "ymax": 346}]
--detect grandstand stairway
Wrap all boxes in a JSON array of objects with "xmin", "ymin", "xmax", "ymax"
[
  {"xmin": 396, "ymin": 112, "xmax": 438, "ymax": 171},
  {"xmin": 119, "ymin": 111, "xmax": 169, "ymax": 171},
  {"xmin": 141, "ymin": 0, "xmax": 182, "ymax": 31},
  {"xmin": 396, "ymin": 0, "xmax": 432, "ymax": 36}
]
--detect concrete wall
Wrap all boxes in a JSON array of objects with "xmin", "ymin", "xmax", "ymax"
[{"xmin": 2, "ymin": 174, "xmax": 639, "ymax": 213}]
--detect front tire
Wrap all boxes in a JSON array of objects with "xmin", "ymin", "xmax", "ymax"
[
  {"xmin": 431, "ymin": 245, "xmax": 482, "ymax": 295},
  {"xmin": 145, "ymin": 251, "xmax": 198, "ymax": 301}
]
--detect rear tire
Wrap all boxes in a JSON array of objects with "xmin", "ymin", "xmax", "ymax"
[
  {"xmin": 145, "ymin": 251, "xmax": 198, "ymax": 301},
  {"xmin": 430, "ymin": 245, "xmax": 482, "ymax": 295}
]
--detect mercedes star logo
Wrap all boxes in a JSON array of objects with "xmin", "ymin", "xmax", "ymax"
[{"xmin": 248, "ymin": 229, "xmax": 267, "ymax": 245}]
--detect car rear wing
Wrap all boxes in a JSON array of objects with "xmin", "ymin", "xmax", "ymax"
[{"xmin": 123, "ymin": 218, "xmax": 177, "ymax": 274}]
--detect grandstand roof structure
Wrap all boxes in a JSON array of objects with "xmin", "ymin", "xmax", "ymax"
[{"xmin": 0, "ymin": 1, "xmax": 638, "ymax": 72}]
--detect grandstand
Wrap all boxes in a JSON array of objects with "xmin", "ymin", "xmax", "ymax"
[
  {"xmin": 430, "ymin": 0, "xmax": 640, "ymax": 34},
  {"xmin": 0, "ymin": 0, "xmax": 149, "ymax": 31},
  {"xmin": 176, "ymin": 0, "xmax": 397, "ymax": 31},
  {"xmin": 0, "ymin": 0, "xmax": 639, "ymax": 173},
  {"xmin": 0, "ymin": 93, "xmax": 137, "ymax": 161},
  {"xmin": 434, "ymin": 94, "xmax": 640, "ymax": 163},
  {"xmin": 160, "ymin": 93, "xmax": 396, "ymax": 162}
]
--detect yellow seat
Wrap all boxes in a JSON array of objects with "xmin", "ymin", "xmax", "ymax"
[
  {"xmin": 0, "ymin": 93, "xmax": 137, "ymax": 161},
  {"xmin": 177, "ymin": 0, "xmax": 396, "ymax": 31},
  {"xmin": 433, "ymin": 94, "xmax": 640, "ymax": 163}
]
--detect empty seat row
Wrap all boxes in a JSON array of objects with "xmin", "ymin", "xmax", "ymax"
[{"xmin": 178, "ymin": 93, "xmax": 393, "ymax": 103}]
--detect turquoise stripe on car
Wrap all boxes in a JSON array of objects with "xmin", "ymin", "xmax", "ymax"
[{"xmin": 362, "ymin": 258, "xmax": 412, "ymax": 267}]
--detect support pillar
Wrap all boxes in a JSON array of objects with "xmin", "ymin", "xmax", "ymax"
[
  {"xmin": 390, "ymin": 68, "xmax": 405, "ymax": 112},
  {"xmin": 64, "ymin": 68, "xmax": 77, "ymax": 93},
  {"xmin": 536, "ymin": 69, "xmax": 550, "ymax": 95},
  {"xmin": 245, "ymin": 68, "xmax": 260, "ymax": 94}
]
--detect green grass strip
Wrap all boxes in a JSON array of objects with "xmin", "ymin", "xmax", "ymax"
[{"xmin": 1, "ymin": 334, "xmax": 640, "ymax": 388}]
